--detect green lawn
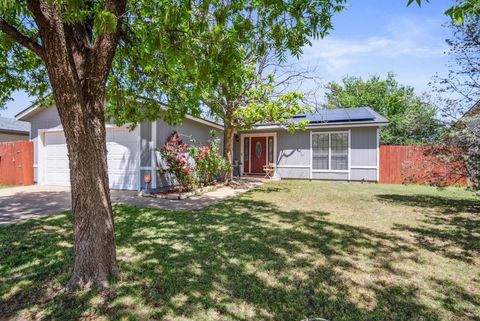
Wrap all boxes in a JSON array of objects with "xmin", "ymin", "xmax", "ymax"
[{"xmin": 0, "ymin": 181, "xmax": 478, "ymax": 321}]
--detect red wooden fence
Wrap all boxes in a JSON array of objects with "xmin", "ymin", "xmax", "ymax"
[
  {"xmin": 0, "ymin": 141, "xmax": 34, "ymax": 186},
  {"xmin": 379, "ymin": 145, "xmax": 468, "ymax": 186}
]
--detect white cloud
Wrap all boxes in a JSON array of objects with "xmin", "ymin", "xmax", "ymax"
[{"xmin": 301, "ymin": 19, "xmax": 446, "ymax": 74}]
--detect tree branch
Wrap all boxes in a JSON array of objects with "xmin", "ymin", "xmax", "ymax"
[
  {"xmin": 92, "ymin": 0, "xmax": 127, "ymax": 82},
  {"xmin": 0, "ymin": 17, "xmax": 44, "ymax": 59}
]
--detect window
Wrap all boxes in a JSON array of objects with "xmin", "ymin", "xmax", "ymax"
[
  {"xmin": 312, "ymin": 132, "xmax": 349, "ymax": 171},
  {"xmin": 331, "ymin": 133, "xmax": 348, "ymax": 170},
  {"xmin": 268, "ymin": 137, "xmax": 274, "ymax": 163},
  {"xmin": 244, "ymin": 138, "xmax": 249, "ymax": 162},
  {"xmin": 255, "ymin": 141, "xmax": 262, "ymax": 158},
  {"xmin": 312, "ymin": 133, "xmax": 329, "ymax": 170}
]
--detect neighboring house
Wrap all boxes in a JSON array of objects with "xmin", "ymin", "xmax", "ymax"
[
  {"xmin": 0, "ymin": 117, "xmax": 30, "ymax": 142},
  {"xmin": 461, "ymin": 100, "xmax": 480, "ymax": 129},
  {"xmin": 15, "ymin": 104, "xmax": 223, "ymax": 190},
  {"xmin": 233, "ymin": 107, "xmax": 388, "ymax": 182},
  {"xmin": 16, "ymin": 104, "xmax": 388, "ymax": 191}
]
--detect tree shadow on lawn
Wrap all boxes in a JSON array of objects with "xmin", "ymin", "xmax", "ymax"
[
  {"xmin": 376, "ymin": 194, "xmax": 480, "ymax": 263},
  {"xmin": 0, "ymin": 195, "xmax": 474, "ymax": 321}
]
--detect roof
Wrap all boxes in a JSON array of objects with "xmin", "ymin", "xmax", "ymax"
[
  {"xmin": 0, "ymin": 117, "xmax": 30, "ymax": 135},
  {"xmin": 16, "ymin": 102, "xmax": 224, "ymax": 130},
  {"xmin": 463, "ymin": 100, "xmax": 480, "ymax": 118},
  {"xmin": 253, "ymin": 107, "xmax": 388, "ymax": 130}
]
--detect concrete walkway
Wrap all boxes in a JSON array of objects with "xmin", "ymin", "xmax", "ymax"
[{"xmin": 0, "ymin": 177, "xmax": 265, "ymax": 224}]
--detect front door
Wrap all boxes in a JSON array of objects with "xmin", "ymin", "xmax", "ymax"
[{"xmin": 250, "ymin": 136, "xmax": 267, "ymax": 173}]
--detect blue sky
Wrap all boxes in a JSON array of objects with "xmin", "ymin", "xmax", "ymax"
[{"xmin": 0, "ymin": 0, "xmax": 453, "ymax": 119}]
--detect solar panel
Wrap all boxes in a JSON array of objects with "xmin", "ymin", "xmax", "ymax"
[{"xmin": 304, "ymin": 107, "xmax": 375, "ymax": 123}]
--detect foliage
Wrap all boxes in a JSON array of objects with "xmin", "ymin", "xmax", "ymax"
[
  {"xmin": 430, "ymin": 18, "xmax": 480, "ymax": 120},
  {"xmin": 324, "ymin": 72, "xmax": 445, "ymax": 145},
  {"xmin": 100, "ymin": 0, "xmax": 346, "ymax": 127},
  {"xmin": 189, "ymin": 133, "xmax": 231, "ymax": 186},
  {"xmin": 1, "ymin": 181, "xmax": 479, "ymax": 320},
  {"xmin": 426, "ymin": 18, "xmax": 480, "ymax": 190},
  {"xmin": 412, "ymin": 119, "xmax": 480, "ymax": 190},
  {"xmin": 408, "ymin": 0, "xmax": 480, "ymax": 25},
  {"xmin": 159, "ymin": 132, "xmax": 197, "ymax": 192}
]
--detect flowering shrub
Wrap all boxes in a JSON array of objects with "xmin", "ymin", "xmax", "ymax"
[
  {"xmin": 159, "ymin": 132, "xmax": 197, "ymax": 191},
  {"xmin": 190, "ymin": 137, "xmax": 231, "ymax": 186}
]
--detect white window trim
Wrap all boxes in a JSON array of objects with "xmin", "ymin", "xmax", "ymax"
[
  {"xmin": 310, "ymin": 131, "xmax": 350, "ymax": 175},
  {"xmin": 376, "ymin": 128, "xmax": 380, "ymax": 182},
  {"xmin": 151, "ymin": 120, "xmax": 157, "ymax": 189},
  {"xmin": 240, "ymin": 132, "xmax": 277, "ymax": 176}
]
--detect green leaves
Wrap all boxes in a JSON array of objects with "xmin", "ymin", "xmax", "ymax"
[
  {"xmin": 407, "ymin": 0, "xmax": 480, "ymax": 25},
  {"xmin": 93, "ymin": 9, "xmax": 118, "ymax": 35},
  {"xmin": 324, "ymin": 73, "xmax": 444, "ymax": 145}
]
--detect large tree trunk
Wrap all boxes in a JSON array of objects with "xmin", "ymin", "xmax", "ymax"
[
  {"xmin": 60, "ymin": 99, "xmax": 118, "ymax": 288},
  {"xmin": 223, "ymin": 125, "xmax": 235, "ymax": 180},
  {"xmin": 22, "ymin": 0, "xmax": 126, "ymax": 288}
]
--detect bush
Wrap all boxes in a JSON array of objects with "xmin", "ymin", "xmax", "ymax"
[
  {"xmin": 159, "ymin": 132, "xmax": 197, "ymax": 192},
  {"xmin": 190, "ymin": 136, "xmax": 231, "ymax": 186}
]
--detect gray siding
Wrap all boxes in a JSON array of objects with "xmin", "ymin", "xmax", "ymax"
[
  {"xmin": 140, "ymin": 121, "xmax": 152, "ymax": 167},
  {"xmin": 233, "ymin": 126, "xmax": 380, "ymax": 181},
  {"xmin": 277, "ymin": 130, "xmax": 310, "ymax": 166},
  {"xmin": 350, "ymin": 168, "xmax": 377, "ymax": 181},
  {"xmin": 156, "ymin": 118, "xmax": 222, "ymax": 148},
  {"xmin": 24, "ymin": 106, "xmax": 62, "ymax": 166},
  {"xmin": 350, "ymin": 127, "xmax": 377, "ymax": 167},
  {"xmin": 276, "ymin": 167, "xmax": 310, "ymax": 179},
  {"xmin": 312, "ymin": 172, "xmax": 349, "ymax": 180},
  {"xmin": 153, "ymin": 117, "xmax": 223, "ymax": 190},
  {"xmin": 0, "ymin": 132, "xmax": 29, "ymax": 142}
]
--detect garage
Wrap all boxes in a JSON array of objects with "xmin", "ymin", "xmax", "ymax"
[{"xmin": 38, "ymin": 126, "xmax": 140, "ymax": 190}]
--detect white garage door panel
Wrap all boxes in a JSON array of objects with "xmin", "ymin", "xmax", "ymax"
[{"xmin": 42, "ymin": 127, "xmax": 140, "ymax": 190}]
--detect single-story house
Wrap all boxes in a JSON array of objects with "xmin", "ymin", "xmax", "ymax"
[
  {"xmin": 0, "ymin": 117, "xmax": 30, "ymax": 142},
  {"xmin": 15, "ymin": 104, "xmax": 223, "ymax": 190},
  {"xmin": 16, "ymin": 104, "xmax": 387, "ymax": 191},
  {"xmin": 233, "ymin": 107, "xmax": 388, "ymax": 182}
]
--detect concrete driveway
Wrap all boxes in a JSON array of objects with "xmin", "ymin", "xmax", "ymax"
[
  {"xmin": 0, "ymin": 178, "xmax": 265, "ymax": 225},
  {"xmin": 0, "ymin": 185, "xmax": 140, "ymax": 225}
]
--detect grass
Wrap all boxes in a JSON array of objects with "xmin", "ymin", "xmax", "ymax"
[
  {"xmin": 0, "ymin": 184, "xmax": 13, "ymax": 189},
  {"xmin": 0, "ymin": 181, "xmax": 479, "ymax": 321}
]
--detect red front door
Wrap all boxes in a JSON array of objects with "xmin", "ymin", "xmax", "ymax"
[{"xmin": 250, "ymin": 136, "xmax": 267, "ymax": 173}]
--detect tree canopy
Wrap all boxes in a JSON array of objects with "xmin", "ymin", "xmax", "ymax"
[
  {"xmin": 0, "ymin": 0, "xmax": 347, "ymax": 287},
  {"xmin": 324, "ymin": 72, "xmax": 444, "ymax": 145}
]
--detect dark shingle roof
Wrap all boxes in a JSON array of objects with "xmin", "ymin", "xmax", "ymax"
[
  {"xmin": 253, "ymin": 107, "xmax": 388, "ymax": 129},
  {"xmin": 0, "ymin": 117, "xmax": 30, "ymax": 134},
  {"xmin": 291, "ymin": 107, "xmax": 388, "ymax": 124}
]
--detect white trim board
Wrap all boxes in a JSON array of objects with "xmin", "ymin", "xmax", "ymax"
[
  {"xmin": 253, "ymin": 122, "xmax": 388, "ymax": 130},
  {"xmin": 350, "ymin": 166, "xmax": 378, "ymax": 169},
  {"xmin": 276, "ymin": 165, "xmax": 310, "ymax": 168}
]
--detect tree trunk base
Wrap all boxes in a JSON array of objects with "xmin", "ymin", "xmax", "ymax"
[{"xmin": 67, "ymin": 269, "xmax": 119, "ymax": 289}]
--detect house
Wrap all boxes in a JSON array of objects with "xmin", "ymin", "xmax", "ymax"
[
  {"xmin": 0, "ymin": 117, "xmax": 30, "ymax": 142},
  {"xmin": 460, "ymin": 100, "xmax": 480, "ymax": 129},
  {"xmin": 16, "ymin": 104, "xmax": 388, "ymax": 191},
  {"xmin": 15, "ymin": 104, "xmax": 223, "ymax": 191},
  {"xmin": 233, "ymin": 107, "xmax": 388, "ymax": 182}
]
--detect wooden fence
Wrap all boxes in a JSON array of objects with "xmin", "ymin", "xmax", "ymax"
[
  {"xmin": 0, "ymin": 141, "xmax": 34, "ymax": 186},
  {"xmin": 379, "ymin": 145, "xmax": 468, "ymax": 186}
]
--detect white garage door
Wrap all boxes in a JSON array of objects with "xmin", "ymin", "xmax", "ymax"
[{"xmin": 42, "ymin": 126, "xmax": 140, "ymax": 190}]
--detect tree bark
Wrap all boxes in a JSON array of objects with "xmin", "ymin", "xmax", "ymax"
[
  {"xmin": 20, "ymin": 0, "xmax": 126, "ymax": 288},
  {"xmin": 223, "ymin": 125, "xmax": 235, "ymax": 180}
]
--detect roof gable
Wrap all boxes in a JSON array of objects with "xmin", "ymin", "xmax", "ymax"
[{"xmin": 0, "ymin": 117, "xmax": 30, "ymax": 134}]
